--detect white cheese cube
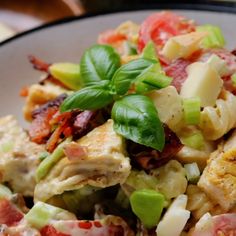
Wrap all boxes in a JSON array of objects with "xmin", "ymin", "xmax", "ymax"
[
  {"xmin": 148, "ymin": 86, "xmax": 183, "ymax": 132},
  {"xmin": 180, "ymin": 62, "xmax": 223, "ymax": 107},
  {"xmin": 161, "ymin": 32, "xmax": 206, "ymax": 61},
  {"xmin": 156, "ymin": 195, "xmax": 190, "ymax": 236}
]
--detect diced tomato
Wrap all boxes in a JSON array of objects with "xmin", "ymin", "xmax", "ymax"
[
  {"xmin": 40, "ymin": 225, "xmax": 70, "ymax": 236},
  {"xmin": 98, "ymin": 30, "xmax": 127, "ymax": 45},
  {"xmin": 138, "ymin": 11, "xmax": 195, "ymax": 52},
  {"xmin": 192, "ymin": 213, "xmax": 236, "ymax": 236},
  {"xmin": 0, "ymin": 199, "xmax": 23, "ymax": 226},
  {"xmin": 163, "ymin": 58, "xmax": 191, "ymax": 92}
]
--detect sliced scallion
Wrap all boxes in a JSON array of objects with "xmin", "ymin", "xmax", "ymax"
[
  {"xmin": 196, "ymin": 24, "xmax": 225, "ymax": 48},
  {"xmin": 184, "ymin": 163, "xmax": 200, "ymax": 184},
  {"xmin": 183, "ymin": 97, "xmax": 201, "ymax": 125},
  {"xmin": 180, "ymin": 131, "xmax": 204, "ymax": 150}
]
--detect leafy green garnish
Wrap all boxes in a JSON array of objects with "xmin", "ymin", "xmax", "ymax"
[
  {"xmin": 60, "ymin": 81, "xmax": 113, "ymax": 112},
  {"xmin": 111, "ymin": 58, "xmax": 156, "ymax": 95},
  {"xmin": 60, "ymin": 44, "xmax": 170, "ymax": 151},
  {"xmin": 80, "ymin": 45, "xmax": 120, "ymax": 86},
  {"xmin": 112, "ymin": 94, "xmax": 165, "ymax": 151}
]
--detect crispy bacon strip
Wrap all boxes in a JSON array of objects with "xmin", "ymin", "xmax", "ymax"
[
  {"xmin": 128, "ymin": 126, "xmax": 183, "ymax": 170},
  {"xmin": 28, "ymin": 55, "xmax": 50, "ymax": 72},
  {"xmin": 29, "ymin": 94, "xmax": 67, "ymax": 144}
]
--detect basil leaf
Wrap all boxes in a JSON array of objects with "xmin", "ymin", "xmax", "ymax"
[
  {"xmin": 80, "ymin": 45, "xmax": 120, "ymax": 86},
  {"xmin": 111, "ymin": 58, "xmax": 155, "ymax": 95},
  {"xmin": 60, "ymin": 81, "xmax": 113, "ymax": 112},
  {"xmin": 112, "ymin": 94, "xmax": 165, "ymax": 151},
  {"xmin": 142, "ymin": 41, "xmax": 159, "ymax": 64}
]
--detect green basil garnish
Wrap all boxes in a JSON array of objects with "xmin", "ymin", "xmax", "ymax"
[
  {"xmin": 112, "ymin": 94, "xmax": 165, "ymax": 151},
  {"xmin": 111, "ymin": 58, "xmax": 156, "ymax": 95},
  {"xmin": 80, "ymin": 45, "xmax": 120, "ymax": 86},
  {"xmin": 142, "ymin": 41, "xmax": 159, "ymax": 63},
  {"xmin": 60, "ymin": 81, "xmax": 113, "ymax": 112}
]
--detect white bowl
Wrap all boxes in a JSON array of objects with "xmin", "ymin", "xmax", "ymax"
[{"xmin": 0, "ymin": 9, "xmax": 236, "ymax": 125}]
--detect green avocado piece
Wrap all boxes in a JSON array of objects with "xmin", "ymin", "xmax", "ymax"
[
  {"xmin": 49, "ymin": 63, "xmax": 81, "ymax": 90},
  {"xmin": 130, "ymin": 189, "xmax": 165, "ymax": 229}
]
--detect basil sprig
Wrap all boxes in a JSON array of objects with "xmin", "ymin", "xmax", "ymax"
[
  {"xmin": 60, "ymin": 44, "xmax": 172, "ymax": 151},
  {"xmin": 80, "ymin": 45, "xmax": 120, "ymax": 86},
  {"xmin": 112, "ymin": 95, "xmax": 165, "ymax": 151}
]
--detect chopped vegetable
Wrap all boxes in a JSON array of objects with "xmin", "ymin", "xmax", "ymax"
[
  {"xmin": 197, "ymin": 24, "xmax": 225, "ymax": 48},
  {"xmin": 130, "ymin": 189, "xmax": 165, "ymax": 229},
  {"xmin": 49, "ymin": 63, "xmax": 81, "ymax": 90},
  {"xmin": 36, "ymin": 138, "xmax": 71, "ymax": 182},
  {"xmin": 25, "ymin": 201, "xmax": 76, "ymax": 229},
  {"xmin": 232, "ymin": 73, "xmax": 236, "ymax": 86},
  {"xmin": 180, "ymin": 131, "xmax": 204, "ymax": 150},
  {"xmin": 182, "ymin": 97, "xmax": 200, "ymax": 125},
  {"xmin": 184, "ymin": 163, "xmax": 200, "ymax": 183}
]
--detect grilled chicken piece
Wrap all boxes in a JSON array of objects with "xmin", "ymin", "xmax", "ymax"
[
  {"xmin": 34, "ymin": 120, "xmax": 131, "ymax": 202},
  {"xmin": 198, "ymin": 130, "xmax": 236, "ymax": 210},
  {"xmin": 0, "ymin": 116, "xmax": 44, "ymax": 196}
]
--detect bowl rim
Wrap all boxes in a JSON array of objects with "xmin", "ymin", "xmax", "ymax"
[{"xmin": 0, "ymin": 3, "xmax": 235, "ymax": 47}]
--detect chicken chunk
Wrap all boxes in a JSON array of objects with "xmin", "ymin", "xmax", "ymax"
[
  {"xmin": 198, "ymin": 130, "xmax": 236, "ymax": 210},
  {"xmin": 23, "ymin": 82, "xmax": 69, "ymax": 121},
  {"xmin": 0, "ymin": 116, "xmax": 44, "ymax": 196},
  {"xmin": 34, "ymin": 120, "xmax": 131, "ymax": 202}
]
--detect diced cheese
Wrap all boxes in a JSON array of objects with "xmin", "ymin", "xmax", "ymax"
[
  {"xmin": 161, "ymin": 32, "xmax": 207, "ymax": 61},
  {"xmin": 206, "ymin": 54, "xmax": 229, "ymax": 76},
  {"xmin": 180, "ymin": 62, "xmax": 223, "ymax": 107},
  {"xmin": 148, "ymin": 86, "xmax": 183, "ymax": 132},
  {"xmin": 156, "ymin": 195, "xmax": 190, "ymax": 236}
]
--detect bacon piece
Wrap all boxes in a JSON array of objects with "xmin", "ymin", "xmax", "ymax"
[
  {"xmin": 64, "ymin": 142, "xmax": 88, "ymax": 161},
  {"xmin": 163, "ymin": 58, "xmax": 191, "ymax": 92},
  {"xmin": 28, "ymin": 55, "xmax": 50, "ymax": 72},
  {"xmin": 0, "ymin": 199, "xmax": 24, "ymax": 226},
  {"xmin": 29, "ymin": 94, "xmax": 67, "ymax": 144},
  {"xmin": 128, "ymin": 126, "xmax": 183, "ymax": 170}
]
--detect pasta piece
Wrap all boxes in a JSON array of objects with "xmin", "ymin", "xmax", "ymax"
[
  {"xmin": 199, "ymin": 90, "xmax": 236, "ymax": 140},
  {"xmin": 176, "ymin": 141, "xmax": 215, "ymax": 171},
  {"xmin": 150, "ymin": 160, "xmax": 187, "ymax": 199},
  {"xmin": 186, "ymin": 185, "xmax": 222, "ymax": 220}
]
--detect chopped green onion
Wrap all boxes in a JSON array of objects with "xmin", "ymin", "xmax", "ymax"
[
  {"xmin": 49, "ymin": 63, "xmax": 81, "ymax": 90},
  {"xmin": 142, "ymin": 72, "xmax": 172, "ymax": 89},
  {"xmin": 142, "ymin": 41, "xmax": 159, "ymax": 63},
  {"xmin": 0, "ymin": 184, "xmax": 12, "ymax": 199},
  {"xmin": 184, "ymin": 163, "xmax": 200, "ymax": 184},
  {"xmin": 38, "ymin": 151, "xmax": 49, "ymax": 161},
  {"xmin": 183, "ymin": 97, "xmax": 201, "ymax": 125},
  {"xmin": 130, "ymin": 189, "xmax": 165, "ymax": 229},
  {"xmin": 196, "ymin": 24, "xmax": 225, "ymax": 48},
  {"xmin": 180, "ymin": 131, "xmax": 204, "ymax": 150},
  {"xmin": 232, "ymin": 73, "xmax": 236, "ymax": 87},
  {"xmin": 135, "ymin": 64, "xmax": 172, "ymax": 93},
  {"xmin": 36, "ymin": 138, "xmax": 71, "ymax": 182},
  {"xmin": 25, "ymin": 202, "xmax": 75, "ymax": 229}
]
